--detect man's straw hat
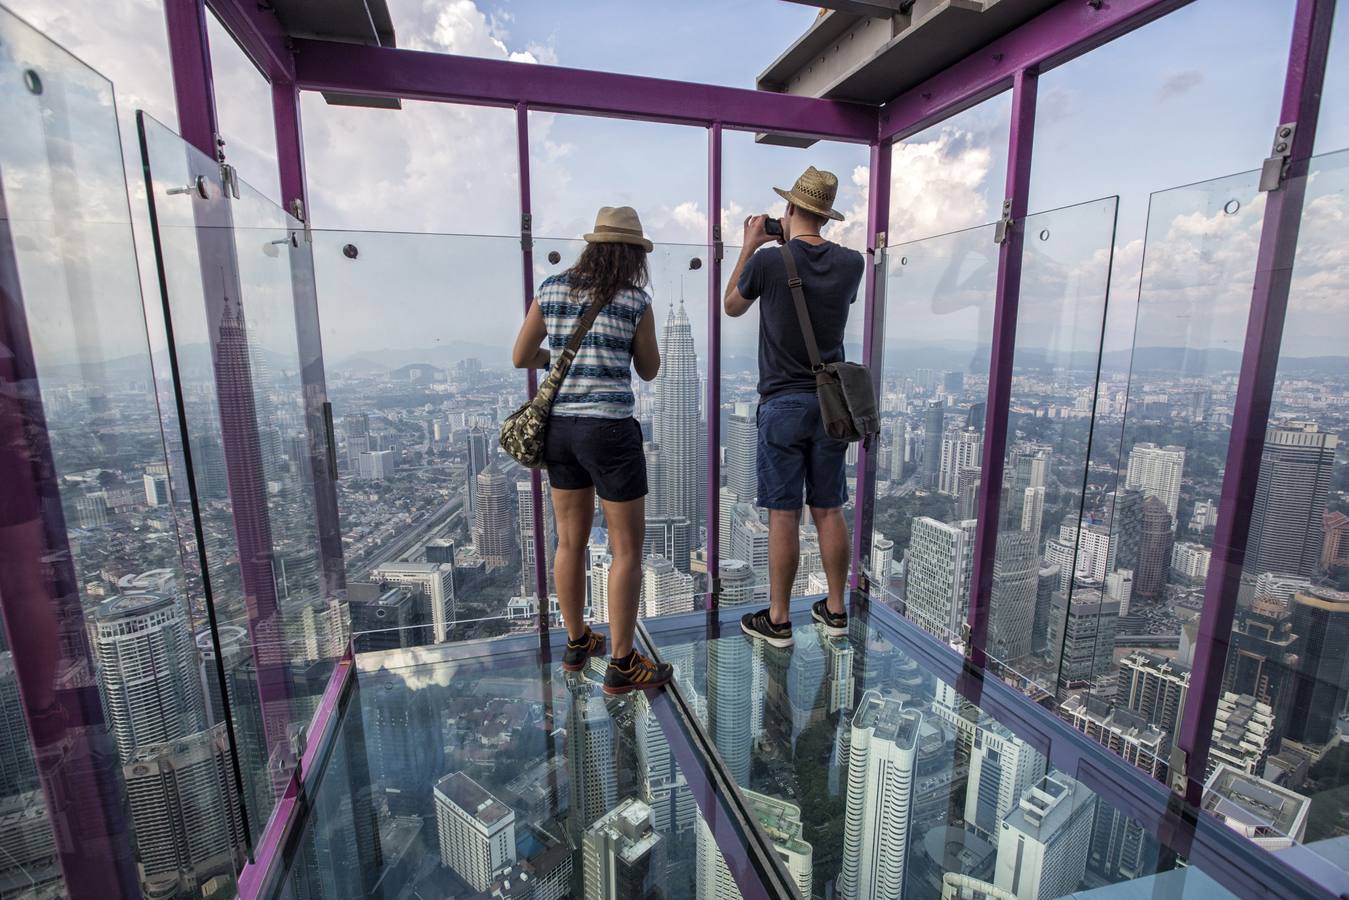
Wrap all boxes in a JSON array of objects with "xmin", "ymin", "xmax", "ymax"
[
  {"xmin": 773, "ymin": 166, "xmax": 845, "ymax": 222},
  {"xmin": 583, "ymin": 206, "xmax": 653, "ymax": 252}
]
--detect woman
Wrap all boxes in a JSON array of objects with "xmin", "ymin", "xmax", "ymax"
[{"xmin": 512, "ymin": 206, "xmax": 672, "ymax": 695}]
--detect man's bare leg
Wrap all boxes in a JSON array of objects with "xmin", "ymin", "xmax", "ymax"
[
  {"xmin": 767, "ymin": 508, "xmax": 802, "ymax": 625},
  {"xmin": 811, "ymin": 505, "xmax": 849, "ymax": 615}
]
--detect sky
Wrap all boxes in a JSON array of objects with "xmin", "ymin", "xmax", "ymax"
[{"xmin": 3, "ymin": 0, "xmax": 1347, "ymax": 371}]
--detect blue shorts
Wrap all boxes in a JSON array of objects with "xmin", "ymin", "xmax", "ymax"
[{"xmin": 756, "ymin": 392, "xmax": 849, "ymax": 511}]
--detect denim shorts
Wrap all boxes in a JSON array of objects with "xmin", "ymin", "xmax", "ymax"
[
  {"xmin": 756, "ymin": 392, "xmax": 849, "ymax": 510},
  {"xmin": 544, "ymin": 415, "xmax": 647, "ymax": 502}
]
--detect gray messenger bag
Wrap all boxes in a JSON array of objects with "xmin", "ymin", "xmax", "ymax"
[{"xmin": 780, "ymin": 243, "xmax": 881, "ymax": 446}]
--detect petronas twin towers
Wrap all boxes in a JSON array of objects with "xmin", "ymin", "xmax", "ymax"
[{"xmin": 651, "ymin": 302, "xmax": 702, "ymax": 528}]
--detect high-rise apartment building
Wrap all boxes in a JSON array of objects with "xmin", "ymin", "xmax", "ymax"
[
  {"xmin": 472, "ymin": 463, "xmax": 515, "ymax": 571},
  {"xmin": 1171, "ymin": 541, "xmax": 1212, "ymax": 581},
  {"xmin": 922, "ymin": 400, "xmax": 945, "ymax": 489},
  {"xmin": 696, "ymin": 789, "xmax": 812, "ymax": 900},
  {"xmin": 641, "ymin": 556, "xmax": 696, "ymax": 618},
  {"xmin": 1223, "ymin": 597, "xmax": 1299, "ymax": 736},
  {"xmin": 1106, "ymin": 489, "xmax": 1144, "ymax": 572},
  {"xmin": 645, "ymin": 515, "xmax": 694, "ymax": 574},
  {"xmin": 730, "ymin": 502, "xmax": 770, "ymax": 593},
  {"xmin": 838, "ymin": 692, "xmax": 922, "ymax": 900},
  {"xmin": 965, "ymin": 723, "xmax": 1047, "ymax": 841},
  {"xmin": 1209, "ymin": 692, "xmax": 1275, "ymax": 777},
  {"xmin": 906, "ymin": 517, "xmax": 977, "ymax": 640},
  {"xmin": 92, "ymin": 592, "xmax": 206, "ymax": 762},
  {"xmin": 1323, "ymin": 511, "xmax": 1349, "ymax": 571},
  {"xmin": 1104, "ymin": 569, "xmax": 1134, "ymax": 617},
  {"xmin": 1117, "ymin": 651, "xmax": 1190, "ymax": 742},
  {"xmin": 516, "ymin": 478, "xmax": 557, "ymax": 596},
  {"xmin": 122, "ymin": 724, "xmax": 246, "ymax": 898},
  {"xmin": 718, "ymin": 559, "xmax": 756, "ymax": 608},
  {"xmin": 1125, "ymin": 443, "xmax": 1185, "ymax": 521},
  {"xmin": 989, "ymin": 531, "xmax": 1038, "ymax": 664},
  {"xmin": 1134, "ymin": 496, "xmax": 1174, "ymax": 600},
  {"xmin": 994, "ymin": 774, "xmax": 1095, "ymax": 900},
  {"xmin": 1288, "ymin": 587, "xmax": 1349, "ymax": 746},
  {"xmin": 940, "ymin": 427, "xmax": 983, "ymax": 496},
  {"xmin": 653, "ymin": 303, "xmax": 701, "ymax": 527},
  {"xmin": 1247, "ymin": 423, "xmax": 1337, "ymax": 577},
  {"xmin": 725, "ymin": 401, "xmax": 757, "ymax": 504},
  {"xmin": 464, "ymin": 426, "xmax": 491, "ymax": 521},
  {"xmin": 582, "ymin": 798, "xmax": 660, "ymax": 900},
  {"xmin": 196, "ymin": 625, "xmax": 248, "ymax": 729},
  {"xmin": 1049, "ymin": 587, "xmax": 1119, "ymax": 694},
  {"xmin": 568, "ymin": 691, "xmax": 618, "ymax": 836},
  {"xmin": 434, "ymin": 772, "xmax": 516, "ymax": 892},
  {"xmin": 1061, "ymin": 695, "xmax": 1168, "ymax": 780}
]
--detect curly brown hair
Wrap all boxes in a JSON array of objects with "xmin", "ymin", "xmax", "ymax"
[{"xmin": 565, "ymin": 242, "xmax": 649, "ymax": 307}]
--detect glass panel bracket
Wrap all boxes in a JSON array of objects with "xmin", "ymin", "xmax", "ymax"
[
  {"xmin": 992, "ymin": 197, "xmax": 1014, "ymax": 244},
  {"xmin": 1259, "ymin": 121, "xmax": 1298, "ymax": 191}
]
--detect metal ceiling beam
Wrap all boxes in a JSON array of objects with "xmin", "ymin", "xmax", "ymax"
[
  {"xmin": 204, "ymin": 0, "xmax": 294, "ymax": 82},
  {"xmin": 878, "ymin": 0, "xmax": 1198, "ymax": 141},
  {"xmin": 290, "ymin": 39, "xmax": 879, "ymax": 142},
  {"xmin": 778, "ymin": 0, "xmax": 907, "ymax": 16}
]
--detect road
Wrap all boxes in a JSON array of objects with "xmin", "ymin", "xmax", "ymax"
[{"xmin": 354, "ymin": 496, "xmax": 462, "ymax": 578}]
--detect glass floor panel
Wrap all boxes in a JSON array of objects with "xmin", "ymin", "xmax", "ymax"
[
  {"xmin": 269, "ymin": 637, "xmax": 760, "ymax": 899},
  {"xmin": 643, "ymin": 599, "xmax": 1242, "ymax": 900}
]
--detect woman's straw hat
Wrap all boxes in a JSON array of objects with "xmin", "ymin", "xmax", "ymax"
[
  {"xmin": 583, "ymin": 206, "xmax": 653, "ymax": 252},
  {"xmin": 773, "ymin": 166, "xmax": 845, "ymax": 222}
]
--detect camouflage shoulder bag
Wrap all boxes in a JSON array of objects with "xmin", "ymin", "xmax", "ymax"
[{"xmin": 499, "ymin": 294, "xmax": 613, "ymax": 468}]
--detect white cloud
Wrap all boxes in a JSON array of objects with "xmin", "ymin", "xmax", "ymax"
[{"xmin": 889, "ymin": 126, "xmax": 997, "ymax": 243}]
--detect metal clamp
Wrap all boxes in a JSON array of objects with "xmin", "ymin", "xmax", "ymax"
[
  {"xmin": 1259, "ymin": 122, "xmax": 1297, "ymax": 192},
  {"xmin": 712, "ymin": 223, "xmax": 723, "ymax": 262},
  {"xmin": 521, "ymin": 212, "xmax": 533, "ymax": 252},
  {"xmin": 1167, "ymin": 745, "xmax": 1191, "ymax": 796},
  {"xmin": 872, "ymin": 229, "xmax": 888, "ymax": 266},
  {"xmin": 220, "ymin": 162, "xmax": 240, "ymax": 200},
  {"xmin": 993, "ymin": 199, "xmax": 1014, "ymax": 245},
  {"xmin": 167, "ymin": 175, "xmax": 210, "ymax": 199}
]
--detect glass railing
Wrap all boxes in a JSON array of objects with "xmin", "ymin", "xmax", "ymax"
[{"xmin": 872, "ymin": 221, "xmax": 999, "ymax": 644}]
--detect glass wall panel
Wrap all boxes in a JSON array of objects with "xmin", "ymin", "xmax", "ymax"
[
  {"xmin": 1207, "ymin": 147, "xmax": 1349, "ymax": 870},
  {"xmin": 983, "ymin": 198, "xmax": 1119, "ymax": 699},
  {"xmin": 1318, "ymin": 0, "xmax": 1349, "ymax": 154},
  {"xmin": 310, "ymin": 230, "xmax": 525, "ymax": 646},
  {"xmin": 206, "ymin": 9, "xmax": 281, "ymax": 206},
  {"xmin": 139, "ymin": 112, "xmax": 341, "ymax": 835},
  {"xmin": 272, "ymin": 645, "xmax": 750, "ymax": 899},
  {"xmin": 872, "ymin": 223, "xmax": 999, "ymax": 644},
  {"xmin": 0, "ymin": 10, "xmax": 244, "ymax": 897},
  {"xmin": 535, "ymin": 238, "xmax": 713, "ymax": 616}
]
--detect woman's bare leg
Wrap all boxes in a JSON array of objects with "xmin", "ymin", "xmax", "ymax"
[
  {"xmin": 550, "ymin": 485, "xmax": 595, "ymax": 641},
  {"xmin": 600, "ymin": 495, "xmax": 645, "ymax": 658}
]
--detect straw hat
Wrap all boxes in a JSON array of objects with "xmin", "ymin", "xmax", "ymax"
[
  {"xmin": 583, "ymin": 205, "xmax": 653, "ymax": 252},
  {"xmin": 774, "ymin": 166, "xmax": 845, "ymax": 222}
]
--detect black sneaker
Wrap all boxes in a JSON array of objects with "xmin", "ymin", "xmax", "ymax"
[
  {"xmin": 562, "ymin": 628, "xmax": 606, "ymax": 672},
  {"xmin": 740, "ymin": 609, "xmax": 794, "ymax": 648},
  {"xmin": 603, "ymin": 651, "xmax": 674, "ymax": 695},
  {"xmin": 811, "ymin": 599, "xmax": 848, "ymax": 638}
]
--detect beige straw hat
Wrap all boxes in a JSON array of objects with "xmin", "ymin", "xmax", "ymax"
[
  {"xmin": 583, "ymin": 205, "xmax": 654, "ymax": 252},
  {"xmin": 773, "ymin": 166, "xmax": 845, "ymax": 222}
]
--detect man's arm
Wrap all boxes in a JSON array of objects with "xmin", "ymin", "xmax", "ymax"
[{"xmin": 723, "ymin": 214, "xmax": 775, "ymax": 318}]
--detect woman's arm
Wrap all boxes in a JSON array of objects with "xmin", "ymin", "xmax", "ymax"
[
  {"xmin": 631, "ymin": 306, "xmax": 660, "ymax": 382},
  {"xmin": 512, "ymin": 301, "xmax": 550, "ymax": 369}
]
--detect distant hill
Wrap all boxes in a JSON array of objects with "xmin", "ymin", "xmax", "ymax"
[{"xmin": 331, "ymin": 341, "xmax": 503, "ymax": 374}]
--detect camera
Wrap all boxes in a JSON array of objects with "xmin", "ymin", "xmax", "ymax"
[{"xmin": 763, "ymin": 217, "xmax": 784, "ymax": 239}]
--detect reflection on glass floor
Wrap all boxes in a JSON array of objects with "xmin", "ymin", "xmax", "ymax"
[{"xmin": 274, "ymin": 600, "xmax": 1279, "ymax": 899}]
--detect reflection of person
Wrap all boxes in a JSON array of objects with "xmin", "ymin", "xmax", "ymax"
[
  {"xmin": 512, "ymin": 206, "xmax": 672, "ymax": 695},
  {"xmin": 723, "ymin": 168, "xmax": 864, "ymax": 648}
]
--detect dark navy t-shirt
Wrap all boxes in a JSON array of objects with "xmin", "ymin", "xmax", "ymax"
[{"xmin": 737, "ymin": 239, "xmax": 865, "ymax": 400}]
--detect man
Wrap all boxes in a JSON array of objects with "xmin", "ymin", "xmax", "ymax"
[{"xmin": 723, "ymin": 166, "xmax": 864, "ymax": 648}]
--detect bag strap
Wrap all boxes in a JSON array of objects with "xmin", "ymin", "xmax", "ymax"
[
  {"xmin": 561, "ymin": 290, "xmax": 613, "ymax": 361},
  {"xmin": 779, "ymin": 243, "xmax": 824, "ymax": 372}
]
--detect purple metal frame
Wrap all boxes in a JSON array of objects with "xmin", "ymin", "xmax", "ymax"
[
  {"xmin": 706, "ymin": 123, "xmax": 724, "ymax": 595},
  {"xmin": 850, "ymin": 138, "xmax": 892, "ymax": 592},
  {"xmin": 965, "ymin": 68, "xmax": 1038, "ymax": 671},
  {"xmin": 0, "ymin": 157, "xmax": 142, "ymax": 900},
  {"xmin": 1175, "ymin": 0, "xmax": 1339, "ymax": 803},
  {"xmin": 290, "ymin": 39, "xmax": 876, "ymax": 142},
  {"xmin": 204, "ymin": 0, "xmax": 294, "ymax": 83},
  {"xmin": 517, "ymin": 104, "xmax": 552, "ymax": 628},
  {"xmin": 877, "ymin": 0, "xmax": 1196, "ymax": 141}
]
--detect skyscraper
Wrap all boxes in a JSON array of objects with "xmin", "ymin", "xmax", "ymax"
[
  {"xmin": 1062, "ymin": 695, "xmax": 1168, "ymax": 780},
  {"xmin": 92, "ymin": 592, "xmax": 206, "ymax": 762},
  {"xmin": 1117, "ymin": 651, "xmax": 1190, "ymax": 742},
  {"xmin": 653, "ymin": 303, "xmax": 701, "ymax": 526},
  {"xmin": 1247, "ymin": 423, "xmax": 1337, "ymax": 577},
  {"xmin": 965, "ymin": 723, "xmax": 1047, "ymax": 841},
  {"xmin": 373, "ymin": 561, "xmax": 457, "ymax": 643},
  {"xmin": 582, "ymin": 798, "xmax": 660, "ymax": 900},
  {"xmin": 644, "ymin": 516, "xmax": 694, "ymax": 574},
  {"xmin": 717, "ymin": 559, "xmax": 756, "ymax": 608},
  {"xmin": 1134, "ymin": 496, "xmax": 1173, "ymax": 600},
  {"xmin": 1049, "ymin": 587, "xmax": 1119, "ymax": 694},
  {"xmin": 516, "ymin": 478, "xmax": 556, "ymax": 595},
  {"xmin": 641, "ymin": 556, "xmax": 696, "ymax": 617},
  {"xmin": 1224, "ymin": 596, "xmax": 1299, "ymax": 738},
  {"xmin": 434, "ymin": 772, "xmax": 516, "ymax": 892},
  {"xmin": 122, "ymin": 724, "xmax": 246, "ymax": 898},
  {"xmin": 1209, "ymin": 692, "xmax": 1275, "ymax": 777},
  {"xmin": 888, "ymin": 419, "xmax": 907, "ymax": 480},
  {"xmin": 196, "ymin": 625, "xmax": 248, "ymax": 729},
  {"xmin": 994, "ymin": 774, "xmax": 1095, "ymax": 900},
  {"xmin": 1288, "ymin": 587, "xmax": 1349, "ymax": 745},
  {"xmin": 725, "ymin": 401, "xmax": 758, "ymax": 504},
  {"xmin": 839, "ymin": 692, "xmax": 922, "ymax": 900},
  {"xmin": 906, "ymin": 517, "xmax": 976, "ymax": 640},
  {"xmin": 567, "ymin": 691, "xmax": 618, "ymax": 836},
  {"xmin": 696, "ymin": 789, "xmax": 812, "ymax": 899},
  {"xmin": 989, "ymin": 531, "xmax": 1039, "ymax": 664},
  {"xmin": 1108, "ymin": 488, "xmax": 1144, "ymax": 572},
  {"xmin": 922, "ymin": 400, "xmax": 945, "ymax": 489},
  {"xmin": 472, "ymin": 462, "xmax": 515, "ymax": 571},
  {"xmin": 1125, "ymin": 443, "xmax": 1185, "ymax": 520},
  {"xmin": 940, "ymin": 427, "xmax": 983, "ymax": 496}
]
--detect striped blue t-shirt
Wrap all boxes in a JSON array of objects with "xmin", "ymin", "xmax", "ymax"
[{"xmin": 538, "ymin": 273, "xmax": 650, "ymax": 419}]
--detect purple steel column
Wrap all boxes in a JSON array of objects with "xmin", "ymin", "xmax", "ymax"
[
  {"xmin": 164, "ymin": 0, "xmax": 295, "ymax": 775},
  {"xmin": 706, "ymin": 123, "xmax": 723, "ymax": 600},
  {"xmin": 0, "ymin": 175, "xmax": 141, "ymax": 900},
  {"xmin": 517, "ymin": 103, "xmax": 551, "ymax": 633},
  {"xmin": 1176, "ymin": 0, "xmax": 1337, "ymax": 804},
  {"xmin": 966, "ymin": 68, "xmax": 1037, "ymax": 671},
  {"xmin": 850, "ymin": 138, "xmax": 892, "ymax": 594},
  {"xmin": 272, "ymin": 80, "xmax": 346, "ymax": 602}
]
